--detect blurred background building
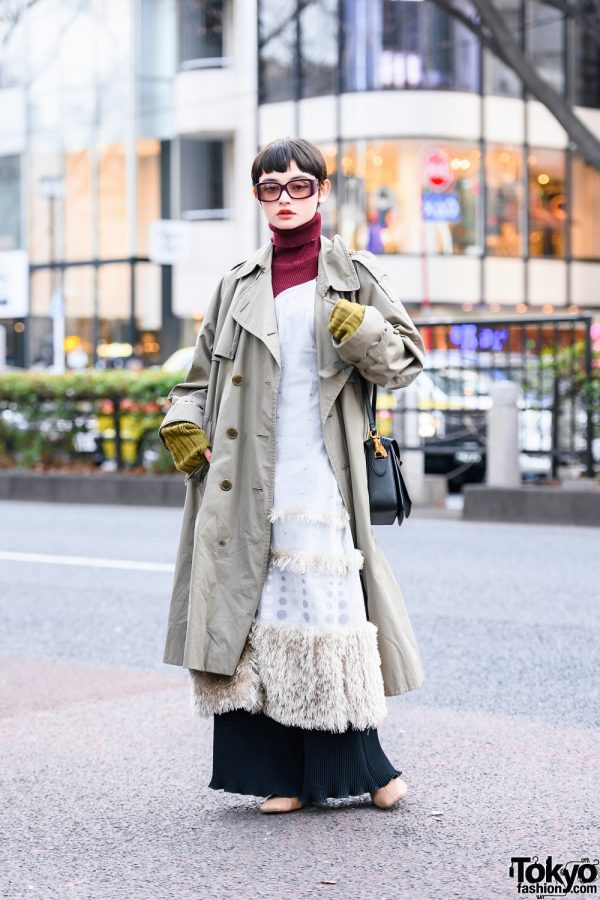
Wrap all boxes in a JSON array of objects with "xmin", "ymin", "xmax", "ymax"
[{"xmin": 0, "ymin": 0, "xmax": 599, "ymax": 368}]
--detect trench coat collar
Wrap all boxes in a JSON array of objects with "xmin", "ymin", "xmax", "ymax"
[
  {"xmin": 232, "ymin": 233, "xmax": 361, "ymax": 292},
  {"xmin": 229, "ymin": 234, "xmax": 361, "ymax": 421}
]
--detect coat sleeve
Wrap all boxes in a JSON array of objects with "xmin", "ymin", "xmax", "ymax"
[
  {"xmin": 157, "ymin": 275, "xmax": 224, "ymax": 451},
  {"xmin": 330, "ymin": 250, "xmax": 426, "ymax": 390}
]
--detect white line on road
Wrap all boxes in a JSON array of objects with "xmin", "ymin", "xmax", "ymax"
[{"xmin": 0, "ymin": 551, "xmax": 174, "ymax": 573}]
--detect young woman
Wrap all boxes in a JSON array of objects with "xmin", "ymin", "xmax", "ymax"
[{"xmin": 159, "ymin": 137, "xmax": 427, "ymax": 814}]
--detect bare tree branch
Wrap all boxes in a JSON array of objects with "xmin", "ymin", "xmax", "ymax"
[{"xmin": 435, "ymin": 0, "xmax": 600, "ymax": 169}]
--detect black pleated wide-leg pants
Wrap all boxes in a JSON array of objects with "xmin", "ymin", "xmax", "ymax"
[{"xmin": 208, "ymin": 708, "xmax": 402, "ymax": 806}]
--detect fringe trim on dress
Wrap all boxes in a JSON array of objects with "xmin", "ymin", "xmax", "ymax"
[
  {"xmin": 269, "ymin": 547, "xmax": 364, "ymax": 576},
  {"xmin": 268, "ymin": 506, "xmax": 351, "ymax": 529},
  {"xmin": 189, "ymin": 619, "xmax": 388, "ymax": 733},
  {"xmin": 189, "ymin": 637, "xmax": 264, "ymax": 716}
]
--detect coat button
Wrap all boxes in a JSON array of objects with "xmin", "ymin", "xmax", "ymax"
[
  {"xmin": 218, "ymin": 539, "xmax": 226, "ymax": 546},
  {"xmin": 220, "ymin": 479, "xmax": 232, "ymax": 491},
  {"xmin": 232, "ymin": 374, "xmax": 243, "ymax": 385},
  {"xmin": 226, "ymin": 427, "xmax": 238, "ymax": 439}
]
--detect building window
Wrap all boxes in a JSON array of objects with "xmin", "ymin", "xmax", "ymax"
[
  {"xmin": 339, "ymin": 139, "xmax": 481, "ymax": 256},
  {"xmin": 343, "ymin": 0, "xmax": 479, "ymax": 93},
  {"xmin": 484, "ymin": 0, "xmax": 522, "ymax": 96},
  {"xmin": 99, "ymin": 145, "xmax": 127, "ymax": 258},
  {"xmin": 485, "ymin": 145, "xmax": 523, "ymax": 256},
  {"xmin": 527, "ymin": 148, "xmax": 566, "ymax": 257},
  {"xmin": 573, "ymin": 0, "xmax": 600, "ymax": 107},
  {"xmin": 64, "ymin": 150, "xmax": 93, "ymax": 262},
  {"xmin": 300, "ymin": 0, "xmax": 338, "ymax": 98},
  {"xmin": 527, "ymin": 0, "xmax": 564, "ymax": 95},
  {"xmin": 178, "ymin": 0, "xmax": 226, "ymax": 67},
  {"xmin": 258, "ymin": 0, "xmax": 297, "ymax": 103},
  {"xmin": 572, "ymin": 156, "xmax": 600, "ymax": 259},
  {"xmin": 180, "ymin": 137, "xmax": 228, "ymax": 217},
  {"xmin": 0, "ymin": 156, "xmax": 20, "ymax": 251},
  {"xmin": 136, "ymin": 138, "xmax": 161, "ymax": 256}
]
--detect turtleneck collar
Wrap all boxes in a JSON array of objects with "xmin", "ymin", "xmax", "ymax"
[
  {"xmin": 267, "ymin": 209, "xmax": 322, "ymax": 299},
  {"xmin": 269, "ymin": 210, "xmax": 322, "ymax": 249}
]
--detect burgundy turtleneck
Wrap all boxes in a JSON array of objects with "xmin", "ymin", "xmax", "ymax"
[{"xmin": 268, "ymin": 210, "xmax": 322, "ymax": 298}]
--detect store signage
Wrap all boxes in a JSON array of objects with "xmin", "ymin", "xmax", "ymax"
[
  {"xmin": 449, "ymin": 324, "xmax": 509, "ymax": 352},
  {"xmin": 149, "ymin": 219, "xmax": 194, "ymax": 265},
  {"xmin": 422, "ymin": 193, "xmax": 461, "ymax": 223},
  {"xmin": 0, "ymin": 250, "xmax": 29, "ymax": 318},
  {"xmin": 422, "ymin": 147, "xmax": 454, "ymax": 192}
]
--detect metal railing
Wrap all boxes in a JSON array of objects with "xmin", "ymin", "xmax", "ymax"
[{"xmin": 390, "ymin": 313, "xmax": 598, "ymax": 482}]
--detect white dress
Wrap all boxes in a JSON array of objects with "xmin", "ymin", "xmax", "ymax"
[
  {"xmin": 190, "ymin": 278, "xmax": 388, "ymax": 732},
  {"xmin": 246, "ymin": 279, "xmax": 388, "ymax": 733}
]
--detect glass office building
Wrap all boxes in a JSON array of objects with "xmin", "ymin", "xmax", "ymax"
[{"xmin": 1, "ymin": 0, "xmax": 599, "ymax": 367}]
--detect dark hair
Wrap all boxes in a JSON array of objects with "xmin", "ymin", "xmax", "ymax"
[{"xmin": 251, "ymin": 136, "xmax": 327, "ymax": 185}]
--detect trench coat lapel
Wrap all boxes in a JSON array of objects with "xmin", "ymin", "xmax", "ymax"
[
  {"xmin": 314, "ymin": 234, "xmax": 361, "ymax": 425},
  {"xmin": 230, "ymin": 233, "xmax": 362, "ymax": 424},
  {"xmin": 230, "ymin": 242, "xmax": 280, "ymax": 368}
]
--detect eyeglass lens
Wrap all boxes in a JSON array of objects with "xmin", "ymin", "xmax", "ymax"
[{"xmin": 256, "ymin": 179, "xmax": 316, "ymax": 201}]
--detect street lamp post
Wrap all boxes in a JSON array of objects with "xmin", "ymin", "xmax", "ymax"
[{"xmin": 38, "ymin": 175, "xmax": 65, "ymax": 373}]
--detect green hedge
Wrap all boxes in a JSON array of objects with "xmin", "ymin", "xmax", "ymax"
[
  {"xmin": 0, "ymin": 369, "xmax": 185, "ymax": 471},
  {"xmin": 0, "ymin": 369, "xmax": 181, "ymax": 403}
]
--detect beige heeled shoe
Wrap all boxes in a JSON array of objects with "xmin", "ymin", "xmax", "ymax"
[
  {"xmin": 259, "ymin": 795, "xmax": 304, "ymax": 814},
  {"xmin": 370, "ymin": 776, "xmax": 408, "ymax": 809}
]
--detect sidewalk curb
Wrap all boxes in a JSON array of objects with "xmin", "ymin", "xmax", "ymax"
[
  {"xmin": 463, "ymin": 484, "xmax": 600, "ymax": 527},
  {"xmin": 0, "ymin": 470, "xmax": 185, "ymax": 506}
]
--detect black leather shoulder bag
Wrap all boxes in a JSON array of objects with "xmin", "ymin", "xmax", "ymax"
[
  {"xmin": 337, "ymin": 286, "xmax": 412, "ymax": 527},
  {"xmin": 359, "ymin": 374, "xmax": 412, "ymax": 526}
]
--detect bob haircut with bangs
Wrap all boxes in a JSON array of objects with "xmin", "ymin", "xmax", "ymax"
[{"xmin": 251, "ymin": 137, "xmax": 328, "ymax": 185}]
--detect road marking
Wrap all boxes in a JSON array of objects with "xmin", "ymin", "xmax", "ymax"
[{"xmin": 0, "ymin": 551, "xmax": 174, "ymax": 573}]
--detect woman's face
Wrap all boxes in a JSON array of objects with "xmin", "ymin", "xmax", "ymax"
[{"xmin": 253, "ymin": 159, "xmax": 331, "ymax": 230}]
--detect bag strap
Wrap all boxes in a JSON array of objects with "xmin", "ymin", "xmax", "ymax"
[{"xmin": 338, "ymin": 289, "xmax": 377, "ymax": 410}]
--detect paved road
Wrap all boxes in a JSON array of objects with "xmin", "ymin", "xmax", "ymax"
[{"xmin": 0, "ymin": 500, "xmax": 598, "ymax": 900}]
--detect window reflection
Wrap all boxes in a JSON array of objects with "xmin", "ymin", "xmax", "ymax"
[
  {"xmin": 574, "ymin": 0, "xmax": 600, "ymax": 107},
  {"xmin": 484, "ymin": 0, "xmax": 522, "ymax": 96},
  {"xmin": 527, "ymin": 0, "xmax": 564, "ymax": 94},
  {"xmin": 486, "ymin": 145, "xmax": 523, "ymax": 256},
  {"xmin": 258, "ymin": 0, "xmax": 481, "ymax": 102},
  {"xmin": 527, "ymin": 148, "xmax": 565, "ymax": 257},
  {"xmin": 300, "ymin": 0, "xmax": 338, "ymax": 98},
  {"xmin": 259, "ymin": 0, "xmax": 297, "ymax": 103},
  {"xmin": 343, "ymin": 0, "xmax": 479, "ymax": 93}
]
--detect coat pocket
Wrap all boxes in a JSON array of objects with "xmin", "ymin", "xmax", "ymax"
[{"xmin": 185, "ymin": 458, "xmax": 210, "ymax": 485}]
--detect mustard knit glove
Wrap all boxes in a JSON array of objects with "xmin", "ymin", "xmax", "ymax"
[
  {"xmin": 161, "ymin": 422, "xmax": 211, "ymax": 474},
  {"xmin": 327, "ymin": 299, "xmax": 366, "ymax": 343}
]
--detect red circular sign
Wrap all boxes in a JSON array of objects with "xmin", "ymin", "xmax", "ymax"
[{"xmin": 422, "ymin": 147, "xmax": 454, "ymax": 192}]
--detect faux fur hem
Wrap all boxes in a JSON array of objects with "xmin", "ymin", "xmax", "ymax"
[
  {"xmin": 269, "ymin": 547, "xmax": 364, "ymax": 576},
  {"xmin": 268, "ymin": 506, "xmax": 351, "ymax": 529},
  {"xmin": 188, "ymin": 619, "xmax": 388, "ymax": 733},
  {"xmin": 249, "ymin": 619, "xmax": 387, "ymax": 732},
  {"xmin": 189, "ymin": 638, "xmax": 264, "ymax": 716}
]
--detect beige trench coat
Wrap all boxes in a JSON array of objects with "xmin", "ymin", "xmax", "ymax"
[{"xmin": 158, "ymin": 233, "xmax": 427, "ymax": 697}]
